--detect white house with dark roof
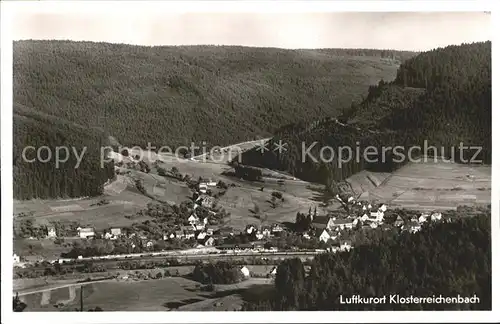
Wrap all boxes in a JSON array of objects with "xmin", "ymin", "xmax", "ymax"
[
  {"xmin": 77, "ymin": 227, "xmax": 95, "ymax": 239},
  {"xmin": 318, "ymin": 229, "xmax": 331, "ymax": 243}
]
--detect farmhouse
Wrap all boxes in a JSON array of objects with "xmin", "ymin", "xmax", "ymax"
[
  {"xmin": 255, "ymin": 231, "xmax": 264, "ymax": 240},
  {"xmin": 13, "ymin": 254, "xmax": 20, "ymax": 264},
  {"xmin": 77, "ymin": 227, "xmax": 95, "ymax": 239},
  {"xmin": 46, "ymin": 226, "xmax": 57, "ymax": 238},
  {"xmin": 270, "ymin": 266, "xmax": 277, "ymax": 276}
]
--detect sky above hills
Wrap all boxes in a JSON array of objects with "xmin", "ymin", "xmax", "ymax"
[{"xmin": 13, "ymin": 12, "xmax": 490, "ymax": 51}]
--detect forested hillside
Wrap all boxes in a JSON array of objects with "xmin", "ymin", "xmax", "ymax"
[
  {"xmin": 13, "ymin": 103, "xmax": 115, "ymax": 200},
  {"xmin": 244, "ymin": 213, "xmax": 491, "ymax": 310},
  {"xmin": 239, "ymin": 42, "xmax": 491, "ymax": 186},
  {"xmin": 14, "ymin": 40, "xmax": 415, "ymax": 149}
]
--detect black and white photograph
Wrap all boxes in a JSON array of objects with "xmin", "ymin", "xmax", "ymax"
[{"xmin": 1, "ymin": 1, "xmax": 497, "ymax": 323}]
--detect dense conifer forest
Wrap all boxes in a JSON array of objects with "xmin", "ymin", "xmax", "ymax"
[
  {"xmin": 239, "ymin": 42, "xmax": 491, "ymax": 185},
  {"xmin": 13, "ymin": 40, "xmax": 414, "ymax": 149},
  {"xmin": 13, "ymin": 103, "xmax": 115, "ymax": 199},
  {"xmin": 243, "ymin": 213, "xmax": 491, "ymax": 311}
]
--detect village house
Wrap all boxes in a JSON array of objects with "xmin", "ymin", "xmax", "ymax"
[
  {"xmin": 317, "ymin": 229, "xmax": 331, "ymax": 243},
  {"xmin": 206, "ymin": 228, "xmax": 214, "ymax": 236},
  {"xmin": 255, "ymin": 231, "xmax": 264, "ymax": 240},
  {"xmin": 240, "ymin": 266, "xmax": 250, "ymax": 278},
  {"xmin": 188, "ymin": 214, "xmax": 199, "ymax": 225},
  {"xmin": 369, "ymin": 210, "xmax": 384, "ymax": 223},
  {"xmin": 402, "ymin": 221, "xmax": 421, "ymax": 234},
  {"xmin": 175, "ymin": 230, "xmax": 184, "ymax": 239},
  {"xmin": 269, "ymin": 266, "xmax": 277, "ymax": 276},
  {"xmin": 111, "ymin": 228, "xmax": 122, "ymax": 238},
  {"xmin": 46, "ymin": 226, "xmax": 57, "ymax": 238},
  {"xmin": 378, "ymin": 204, "xmax": 388, "ymax": 212},
  {"xmin": 394, "ymin": 215, "xmax": 405, "ymax": 227},
  {"xmin": 359, "ymin": 213, "xmax": 370, "ymax": 222},
  {"xmin": 271, "ymin": 223, "xmax": 284, "ymax": 234},
  {"xmin": 418, "ymin": 213, "xmax": 429, "ymax": 224},
  {"xmin": 431, "ymin": 212, "xmax": 442, "ymax": 221},
  {"xmin": 370, "ymin": 222, "xmax": 378, "ymax": 229},
  {"xmin": 193, "ymin": 222, "xmax": 205, "ymax": 231},
  {"xmin": 77, "ymin": 227, "xmax": 95, "ymax": 239},
  {"xmin": 182, "ymin": 227, "xmax": 196, "ymax": 239},
  {"xmin": 13, "ymin": 254, "xmax": 20, "ymax": 264},
  {"xmin": 246, "ymin": 225, "xmax": 257, "ymax": 235},
  {"xmin": 261, "ymin": 226, "xmax": 272, "ymax": 237},
  {"xmin": 302, "ymin": 232, "xmax": 311, "ymax": 240},
  {"xmin": 146, "ymin": 241, "xmax": 154, "ymax": 248},
  {"xmin": 339, "ymin": 241, "xmax": 352, "ymax": 252},
  {"xmin": 332, "ymin": 218, "xmax": 354, "ymax": 231},
  {"xmin": 198, "ymin": 183, "xmax": 208, "ymax": 194},
  {"xmin": 203, "ymin": 236, "xmax": 215, "ymax": 247},
  {"xmin": 200, "ymin": 196, "xmax": 215, "ymax": 208},
  {"xmin": 196, "ymin": 231, "xmax": 207, "ymax": 240}
]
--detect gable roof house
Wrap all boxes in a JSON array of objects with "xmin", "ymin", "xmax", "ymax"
[
  {"xmin": 317, "ymin": 229, "xmax": 331, "ymax": 243},
  {"xmin": 378, "ymin": 204, "xmax": 388, "ymax": 212},
  {"xmin": 394, "ymin": 215, "xmax": 404, "ymax": 227},
  {"xmin": 188, "ymin": 214, "xmax": 199, "ymax": 224}
]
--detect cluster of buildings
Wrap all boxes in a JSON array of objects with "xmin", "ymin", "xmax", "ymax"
[{"xmin": 306, "ymin": 194, "xmax": 444, "ymax": 245}]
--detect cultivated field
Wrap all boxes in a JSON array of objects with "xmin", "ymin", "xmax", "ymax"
[{"xmin": 348, "ymin": 158, "xmax": 491, "ymax": 211}]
